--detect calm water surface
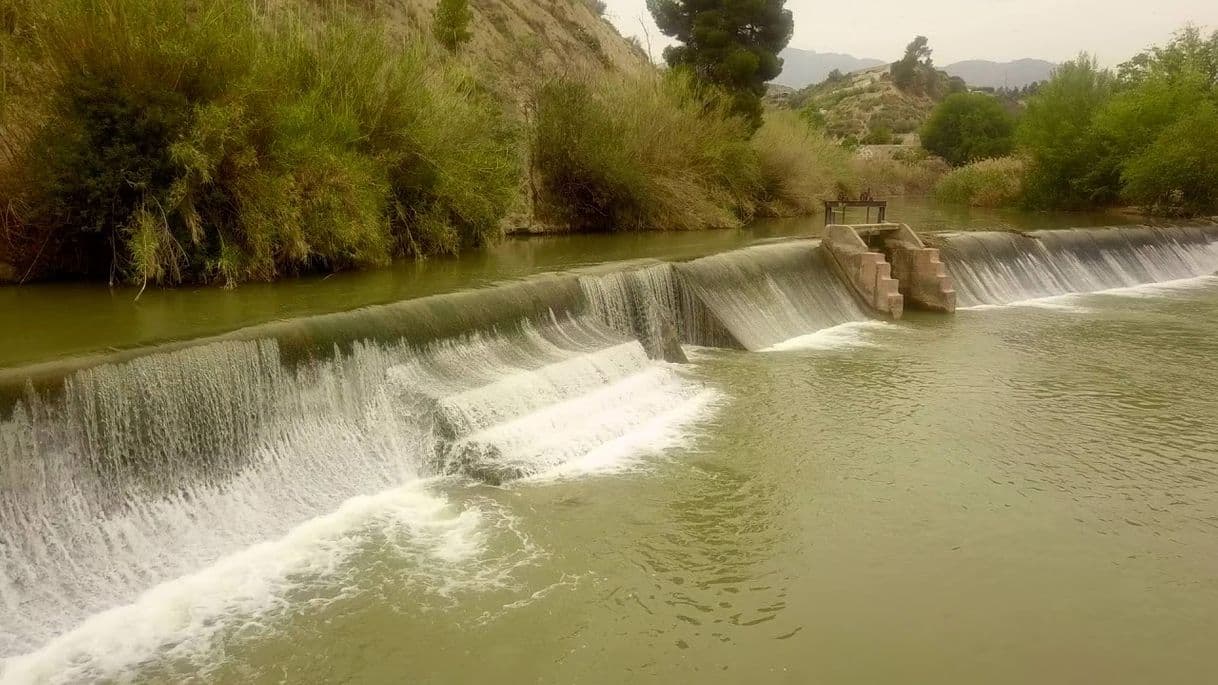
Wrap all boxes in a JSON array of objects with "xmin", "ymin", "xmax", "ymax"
[{"xmin": 120, "ymin": 278, "xmax": 1218, "ymax": 684}]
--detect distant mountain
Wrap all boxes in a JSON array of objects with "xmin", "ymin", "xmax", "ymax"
[
  {"xmin": 942, "ymin": 59, "xmax": 1057, "ymax": 89},
  {"xmin": 775, "ymin": 47, "xmax": 885, "ymax": 88},
  {"xmin": 775, "ymin": 50, "xmax": 1057, "ymax": 91}
]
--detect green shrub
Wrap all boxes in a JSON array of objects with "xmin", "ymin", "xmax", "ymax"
[
  {"xmin": 1016, "ymin": 55, "xmax": 1119, "ymax": 209},
  {"xmin": 0, "ymin": 0, "xmax": 518, "ymax": 285},
  {"xmin": 530, "ymin": 70, "xmax": 759, "ymax": 231},
  {"xmin": 860, "ymin": 125, "xmax": 895, "ymax": 145},
  {"xmin": 920, "ymin": 92, "xmax": 1015, "ymax": 166},
  {"xmin": 751, "ymin": 110, "xmax": 852, "ymax": 216},
  {"xmin": 433, "ymin": 0, "xmax": 473, "ymax": 51},
  {"xmin": 1121, "ymin": 102, "xmax": 1218, "ymax": 215},
  {"xmin": 933, "ymin": 156, "xmax": 1026, "ymax": 207}
]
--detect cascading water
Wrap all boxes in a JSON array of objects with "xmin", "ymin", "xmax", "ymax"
[
  {"xmin": 6, "ymin": 225, "xmax": 1216, "ymax": 681},
  {"xmin": 673, "ymin": 241, "xmax": 869, "ymax": 350},
  {"xmin": 0, "ymin": 307, "xmax": 716, "ymax": 679},
  {"xmin": 937, "ymin": 226, "xmax": 1218, "ymax": 307}
]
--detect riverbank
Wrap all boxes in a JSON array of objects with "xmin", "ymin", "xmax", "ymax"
[
  {"xmin": 0, "ymin": 0, "xmax": 905, "ymax": 287},
  {"xmin": 0, "ymin": 199, "xmax": 1153, "ymax": 370}
]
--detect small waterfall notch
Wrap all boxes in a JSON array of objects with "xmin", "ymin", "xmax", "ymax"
[{"xmin": 936, "ymin": 226, "xmax": 1218, "ymax": 307}]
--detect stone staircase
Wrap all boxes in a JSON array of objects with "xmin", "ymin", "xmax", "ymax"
[{"xmin": 821, "ymin": 223, "xmax": 956, "ymax": 316}]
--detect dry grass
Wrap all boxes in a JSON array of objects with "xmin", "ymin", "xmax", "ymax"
[
  {"xmin": 933, "ymin": 155, "xmax": 1026, "ymax": 207},
  {"xmin": 750, "ymin": 110, "xmax": 853, "ymax": 216}
]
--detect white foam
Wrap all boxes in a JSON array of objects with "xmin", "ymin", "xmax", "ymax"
[
  {"xmin": 1091, "ymin": 273, "xmax": 1218, "ymax": 298},
  {"xmin": 763, "ymin": 320, "xmax": 894, "ymax": 352},
  {"xmin": 0, "ymin": 482, "xmax": 493, "ymax": 685},
  {"xmin": 959, "ymin": 274, "xmax": 1218, "ymax": 311}
]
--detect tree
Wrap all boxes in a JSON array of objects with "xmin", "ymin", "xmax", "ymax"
[
  {"xmin": 646, "ymin": 0, "xmax": 794, "ymax": 129},
  {"xmin": 920, "ymin": 92, "xmax": 1015, "ymax": 166},
  {"xmin": 1121, "ymin": 102, "xmax": 1218, "ymax": 214},
  {"xmin": 433, "ymin": 0, "xmax": 472, "ymax": 50},
  {"xmin": 1017, "ymin": 55, "xmax": 1119, "ymax": 209},
  {"xmin": 892, "ymin": 35, "xmax": 932, "ymax": 91},
  {"xmin": 1117, "ymin": 25, "xmax": 1218, "ymax": 87}
]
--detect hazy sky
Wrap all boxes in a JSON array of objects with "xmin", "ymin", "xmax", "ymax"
[{"xmin": 604, "ymin": 0, "xmax": 1218, "ymax": 66}]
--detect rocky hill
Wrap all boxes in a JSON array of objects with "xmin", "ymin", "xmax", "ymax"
[{"xmin": 790, "ymin": 64, "xmax": 965, "ymax": 141}]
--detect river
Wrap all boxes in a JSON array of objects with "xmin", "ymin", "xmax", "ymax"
[{"xmin": 2, "ymin": 201, "xmax": 1217, "ymax": 683}]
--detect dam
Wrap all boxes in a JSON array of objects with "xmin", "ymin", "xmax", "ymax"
[{"xmin": 2, "ymin": 222, "xmax": 1218, "ymax": 683}]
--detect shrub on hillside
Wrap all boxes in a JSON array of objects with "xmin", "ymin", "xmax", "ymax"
[
  {"xmin": 750, "ymin": 110, "xmax": 853, "ymax": 216},
  {"xmin": 433, "ymin": 0, "xmax": 473, "ymax": 50},
  {"xmin": 933, "ymin": 156, "xmax": 1026, "ymax": 207},
  {"xmin": 0, "ymin": 0, "xmax": 518, "ymax": 285},
  {"xmin": 530, "ymin": 70, "xmax": 759, "ymax": 231},
  {"xmin": 920, "ymin": 92, "xmax": 1015, "ymax": 166},
  {"xmin": 860, "ymin": 125, "xmax": 895, "ymax": 145}
]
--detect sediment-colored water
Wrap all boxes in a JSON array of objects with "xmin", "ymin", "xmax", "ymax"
[{"xmin": 2, "ymin": 214, "xmax": 1217, "ymax": 684}]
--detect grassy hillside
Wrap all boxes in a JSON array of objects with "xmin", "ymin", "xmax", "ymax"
[
  {"xmin": 347, "ymin": 0, "xmax": 648, "ymax": 99},
  {"xmin": 791, "ymin": 63, "xmax": 965, "ymax": 142}
]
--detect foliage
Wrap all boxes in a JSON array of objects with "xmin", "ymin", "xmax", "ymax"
[
  {"xmin": 1016, "ymin": 54, "xmax": 1118, "ymax": 209},
  {"xmin": 1017, "ymin": 28, "xmax": 1218, "ymax": 214},
  {"xmin": 920, "ymin": 92, "xmax": 1016, "ymax": 166},
  {"xmin": 530, "ymin": 70, "xmax": 759, "ymax": 232},
  {"xmin": 1121, "ymin": 102, "xmax": 1218, "ymax": 215},
  {"xmin": 433, "ymin": 0, "xmax": 473, "ymax": 50},
  {"xmin": 0, "ymin": 0, "xmax": 518, "ymax": 285},
  {"xmin": 860, "ymin": 125, "xmax": 895, "ymax": 145},
  {"xmin": 933, "ymin": 155, "xmax": 1025, "ymax": 207},
  {"xmin": 646, "ymin": 0, "xmax": 794, "ymax": 128},
  {"xmin": 849, "ymin": 153, "xmax": 949, "ymax": 198},
  {"xmin": 750, "ymin": 110, "xmax": 853, "ymax": 215},
  {"xmin": 892, "ymin": 35, "xmax": 931, "ymax": 91}
]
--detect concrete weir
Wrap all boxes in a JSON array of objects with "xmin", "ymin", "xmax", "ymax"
[{"xmin": 821, "ymin": 223, "xmax": 957, "ymax": 316}]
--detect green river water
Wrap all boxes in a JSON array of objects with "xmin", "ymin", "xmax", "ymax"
[
  {"xmin": 151, "ymin": 285, "xmax": 1218, "ymax": 684},
  {"xmin": 2, "ymin": 201, "xmax": 1216, "ymax": 684}
]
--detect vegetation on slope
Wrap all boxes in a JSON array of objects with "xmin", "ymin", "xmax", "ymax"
[
  {"xmin": 790, "ymin": 35, "xmax": 967, "ymax": 141},
  {"xmin": 0, "ymin": 0, "xmax": 519, "ymax": 285},
  {"xmin": 530, "ymin": 70, "xmax": 758, "ymax": 232},
  {"xmin": 648, "ymin": 0, "xmax": 794, "ymax": 128},
  {"xmin": 0, "ymin": 0, "xmax": 1086, "ymax": 288},
  {"xmin": 928, "ymin": 26, "xmax": 1218, "ymax": 216}
]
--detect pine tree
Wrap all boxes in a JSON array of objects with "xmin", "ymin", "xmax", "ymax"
[{"xmin": 646, "ymin": 0, "xmax": 794, "ymax": 129}]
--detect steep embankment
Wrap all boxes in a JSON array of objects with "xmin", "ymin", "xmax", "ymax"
[
  {"xmin": 0, "ymin": 0, "xmax": 648, "ymax": 285},
  {"xmin": 353, "ymin": 0, "xmax": 648, "ymax": 98}
]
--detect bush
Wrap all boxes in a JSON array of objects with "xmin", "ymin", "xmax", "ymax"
[
  {"xmin": 920, "ymin": 92, "xmax": 1015, "ymax": 166},
  {"xmin": 933, "ymin": 156, "xmax": 1026, "ymax": 207},
  {"xmin": 433, "ymin": 0, "xmax": 473, "ymax": 50},
  {"xmin": 751, "ymin": 110, "xmax": 853, "ymax": 216},
  {"xmin": 1016, "ymin": 55, "xmax": 1119, "ymax": 209},
  {"xmin": 849, "ymin": 155, "xmax": 949, "ymax": 197},
  {"xmin": 1121, "ymin": 102, "xmax": 1218, "ymax": 215},
  {"xmin": 530, "ymin": 70, "xmax": 759, "ymax": 231},
  {"xmin": 860, "ymin": 125, "xmax": 895, "ymax": 145},
  {"xmin": 0, "ymin": 0, "xmax": 518, "ymax": 285}
]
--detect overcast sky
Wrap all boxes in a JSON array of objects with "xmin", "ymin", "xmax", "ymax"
[{"xmin": 603, "ymin": 0, "xmax": 1218, "ymax": 66}]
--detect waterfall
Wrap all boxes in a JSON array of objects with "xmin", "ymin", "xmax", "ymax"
[
  {"xmin": 673, "ymin": 242, "xmax": 869, "ymax": 350},
  {"xmin": 0, "ymin": 312, "xmax": 716, "ymax": 666},
  {"xmin": 937, "ymin": 227, "xmax": 1218, "ymax": 307}
]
